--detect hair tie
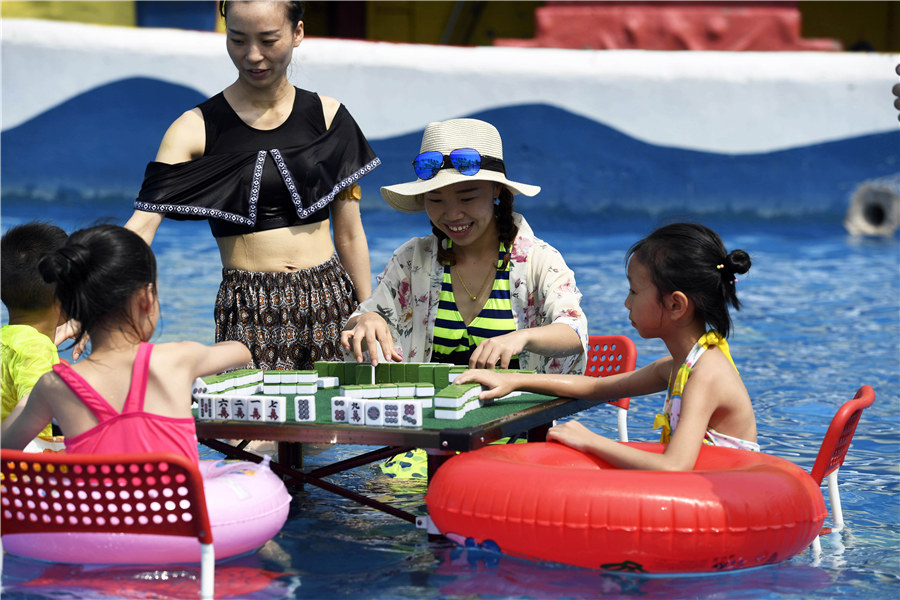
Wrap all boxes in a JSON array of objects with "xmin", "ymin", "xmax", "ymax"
[{"xmin": 716, "ymin": 263, "xmax": 737, "ymax": 285}]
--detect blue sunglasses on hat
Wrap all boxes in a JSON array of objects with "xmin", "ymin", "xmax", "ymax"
[{"xmin": 412, "ymin": 148, "xmax": 506, "ymax": 181}]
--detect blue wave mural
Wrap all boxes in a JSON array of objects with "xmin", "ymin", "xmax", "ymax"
[
  {"xmin": 3, "ymin": 77, "xmax": 896, "ymax": 221},
  {"xmin": 1, "ymin": 78, "xmax": 205, "ymax": 200},
  {"xmin": 368, "ymin": 104, "xmax": 898, "ymax": 221}
]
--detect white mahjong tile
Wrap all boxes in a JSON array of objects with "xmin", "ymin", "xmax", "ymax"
[
  {"xmin": 207, "ymin": 381, "xmax": 227, "ymax": 394},
  {"xmin": 464, "ymin": 388, "xmax": 483, "ymax": 403},
  {"xmin": 348, "ymin": 400, "xmax": 365, "ymax": 425},
  {"xmin": 281, "ymin": 372, "xmax": 299, "ymax": 384},
  {"xmin": 382, "ymin": 401, "xmax": 401, "ymax": 427},
  {"xmin": 247, "ymin": 398, "xmax": 265, "ymax": 422},
  {"xmin": 331, "ymin": 395, "xmax": 349, "ymax": 423},
  {"xmin": 296, "ymin": 370, "xmax": 318, "ymax": 384},
  {"xmin": 237, "ymin": 381, "xmax": 260, "ymax": 395},
  {"xmin": 295, "ymin": 383, "xmax": 317, "ymax": 395},
  {"xmin": 400, "ymin": 399, "xmax": 423, "ymax": 427},
  {"xmin": 361, "ymin": 386, "xmax": 381, "ymax": 399},
  {"xmin": 263, "ymin": 371, "xmax": 282, "ymax": 384},
  {"xmin": 231, "ymin": 397, "xmax": 249, "ymax": 421},
  {"xmin": 214, "ymin": 397, "xmax": 232, "ymax": 420},
  {"xmin": 264, "ymin": 397, "xmax": 286, "ymax": 422},
  {"xmin": 293, "ymin": 396, "xmax": 316, "ymax": 422},
  {"xmin": 317, "ymin": 376, "xmax": 340, "ymax": 389},
  {"xmin": 191, "ymin": 378, "xmax": 208, "ymax": 399},
  {"xmin": 197, "ymin": 395, "xmax": 214, "ymax": 420},
  {"xmin": 434, "ymin": 394, "xmax": 469, "ymax": 409},
  {"xmin": 415, "ymin": 384, "xmax": 435, "ymax": 397},
  {"xmin": 364, "ymin": 399, "xmax": 384, "ymax": 426},
  {"xmin": 279, "ymin": 384, "xmax": 298, "ymax": 395},
  {"xmin": 434, "ymin": 407, "xmax": 466, "ymax": 420},
  {"xmin": 263, "ymin": 384, "xmax": 280, "ymax": 395}
]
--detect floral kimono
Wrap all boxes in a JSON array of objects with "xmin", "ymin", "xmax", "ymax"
[{"xmin": 348, "ymin": 213, "xmax": 588, "ymax": 374}]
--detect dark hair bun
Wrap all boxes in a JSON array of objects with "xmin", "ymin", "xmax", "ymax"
[
  {"xmin": 724, "ymin": 249, "xmax": 752, "ymax": 276},
  {"xmin": 37, "ymin": 225, "xmax": 157, "ymax": 349},
  {"xmin": 38, "ymin": 244, "xmax": 90, "ymax": 287}
]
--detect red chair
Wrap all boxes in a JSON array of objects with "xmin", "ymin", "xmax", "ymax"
[
  {"xmin": 807, "ymin": 385, "xmax": 874, "ymax": 553},
  {"xmin": 584, "ymin": 334, "xmax": 637, "ymax": 442},
  {"xmin": 0, "ymin": 451, "xmax": 215, "ymax": 599}
]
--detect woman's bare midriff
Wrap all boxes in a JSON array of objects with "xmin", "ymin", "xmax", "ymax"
[{"xmin": 217, "ymin": 221, "xmax": 336, "ymax": 272}]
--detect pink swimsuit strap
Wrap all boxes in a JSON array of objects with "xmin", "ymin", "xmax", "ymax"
[{"xmin": 52, "ymin": 342, "xmax": 153, "ymax": 423}]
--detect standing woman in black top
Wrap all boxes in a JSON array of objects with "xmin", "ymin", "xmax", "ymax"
[{"xmin": 126, "ymin": 0, "xmax": 380, "ymax": 370}]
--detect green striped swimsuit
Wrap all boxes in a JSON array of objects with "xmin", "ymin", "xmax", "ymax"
[{"xmin": 432, "ymin": 246, "xmax": 519, "ymax": 368}]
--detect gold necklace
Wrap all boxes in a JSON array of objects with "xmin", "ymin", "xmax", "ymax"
[{"xmin": 453, "ymin": 264, "xmax": 495, "ymax": 302}]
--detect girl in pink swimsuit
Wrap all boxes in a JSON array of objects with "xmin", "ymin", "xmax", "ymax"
[
  {"xmin": 1, "ymin": 225, "xmax": 251, "ymax": 463},
  {"xmin": 457, "ymin": 222, "xmax": 758, "ymax": 470}
]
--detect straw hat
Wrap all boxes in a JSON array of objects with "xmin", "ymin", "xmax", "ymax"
[{"xmin": 381, "ymin": 118, "xmax": 541, "ymax": 213}]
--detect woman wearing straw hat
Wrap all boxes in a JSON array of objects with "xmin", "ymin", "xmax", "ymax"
[{"xmin": 342, "ymin": 118, "xmax": 587, "ymax": 375}]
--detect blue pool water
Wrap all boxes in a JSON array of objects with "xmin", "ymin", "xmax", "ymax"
[{"xmin": 1, "ymin": 198, "xmax": 898, "ymax": 599}]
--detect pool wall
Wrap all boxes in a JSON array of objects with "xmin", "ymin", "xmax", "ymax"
[{"xmin": 2, "ymin": 19, "xmax": 897, "ymax": 220}]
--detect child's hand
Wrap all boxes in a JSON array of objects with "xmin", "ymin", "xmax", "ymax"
[
  {"xmin": 453, "ymin": 369, "xmax": 516, "ymax": 401},
  {"xmin": 54, "ymin": 319, "xmax": 79, "ymax": 346},
  {"xmin": 547, "ymin": 420, "xmax": 601, "ymax": 453},
  {"xmin": 55, "ymin": 319, "xmax": 89, "ymax": 360}
]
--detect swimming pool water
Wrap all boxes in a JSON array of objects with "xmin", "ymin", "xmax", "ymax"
[{"xmin": 1, "ymin": 201, "xmax": 898, "ymax": 600}]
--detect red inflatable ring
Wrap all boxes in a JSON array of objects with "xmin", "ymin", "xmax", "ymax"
[{"xmin": 426, "ymin": 442, "xmax": 826, "ymax": 573}]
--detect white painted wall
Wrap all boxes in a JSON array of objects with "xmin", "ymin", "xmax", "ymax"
[{"xmin": 3, "ymin": 18, "xmax": 898, "ymax": 154}]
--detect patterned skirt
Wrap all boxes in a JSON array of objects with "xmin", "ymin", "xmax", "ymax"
[{"xmin": 215, "ymin": 255, "xmax": 358, "ymax": 370}]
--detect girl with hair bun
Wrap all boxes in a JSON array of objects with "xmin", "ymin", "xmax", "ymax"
[
  {"xmin": 457, "ymin": 222, "xmax": 758, "ymax": 471},
  {"xmin": 1, "ymin": 225, "xmax": 251, "ymax": 461}
]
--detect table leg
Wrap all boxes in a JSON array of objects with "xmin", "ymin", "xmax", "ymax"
[
  {"xmin": 278, "ymin": 442, "xmax": 303, "ymax": 469},
  {"xmin": 426, "ymin": 448, "xmax": 456, "ymax": 480},
  {"xmin": 526, "ymin": 423, "xmax": 550, "ymax": 442}
]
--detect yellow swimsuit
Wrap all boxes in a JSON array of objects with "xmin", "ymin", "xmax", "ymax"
[{"xmin": 654, "ymin": 331, "xmax": 760, "ymax": 452}]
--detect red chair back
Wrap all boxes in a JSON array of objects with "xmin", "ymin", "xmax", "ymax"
[
  {"xmin": 809, "ymin": 385, "xmax": 875, "ymax": 485},
  {"xmin": 0, "ymin": 450, "xmax": 212, "ymax": 543},
  {"xmin": 585, "ymin": 334, "xmax": 636, "ymax": 409}
]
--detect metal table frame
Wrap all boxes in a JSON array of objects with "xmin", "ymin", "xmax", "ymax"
[{"xmin": 197, "ymin": 396, "xmax": 592, "ymax": 524}]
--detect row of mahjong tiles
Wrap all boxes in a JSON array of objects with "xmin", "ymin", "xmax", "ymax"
[
  {"xmin": 193, "ymin": 362, "xmax": 536, "ymax": 397},
  {"xmin": 192, "ymin": 363, "xmax": 551, "ymax": 428},
  {"xmin": 195, "ymin": 382, "xmax": 516, "ymax": 425},
  {"xmin": 193, "ymin": 388, "xmax": 557, "ymax": 430},
  {"xmin": 195, "ymin": 393, "xmax": 427, "ymax": 427}
]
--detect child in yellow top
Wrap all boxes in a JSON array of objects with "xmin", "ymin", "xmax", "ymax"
[
  {"xmin": 1, "ymin": 222, "xmax": 69, "ymax": 449},
  {"xmin": 457, "ymin": 223, "xmax": 758, "ymax": 471}
]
